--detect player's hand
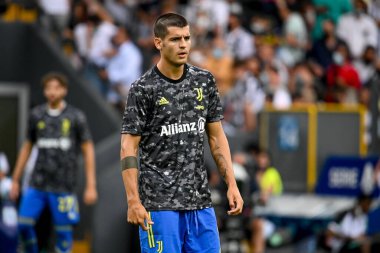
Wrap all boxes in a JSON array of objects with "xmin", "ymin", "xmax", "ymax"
[
  {"xmin": 83, "ymin": 186, "xmax": 98, "ymax": 205},
  {"xmin": 127, "ymin": 201, "xmax": 154, "ymax": 231},
  {"xmin": 9, "ymin": 180, "xmax": 20, "ymax": 201},
  {"xmin": 226, "ymin": 185, "xmax": 244, "ymax": 216}
]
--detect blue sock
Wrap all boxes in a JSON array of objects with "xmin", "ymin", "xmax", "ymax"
[
  {"xmin": 18, "ymin": 223, "xmax": 38, "ymax": 253},
  {"xmin": 55, "ymin": 225, "xmax": 73, "ymax": 253}
]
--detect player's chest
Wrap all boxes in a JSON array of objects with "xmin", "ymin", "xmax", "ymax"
[
  {"xmin": 153, "ymin": 83, "xmax": 208, "ymax": 118},
  {"xmin": 35, "ymin": 116, "xmax": 74, "ymax": 137}
]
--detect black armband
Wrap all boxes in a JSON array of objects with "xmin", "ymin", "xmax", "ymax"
[{"xmin": 120, "ymin": 156, "xmax": 138, "ymax": 171}]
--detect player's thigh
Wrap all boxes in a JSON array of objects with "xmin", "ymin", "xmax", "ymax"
[
  {"xmin": 18, "ymin": 188, "xmax": 47, "ymax": 223},
  {"xmin": 139, "ymin": 211, "xmax": 182, "ymax": 253},
  {"xmin": 47, "ymin": 192, "xmax": 80, "ymax": 225},
  {"xmin": 183, "ymin": 208, "xmax": 220, "ymax": 253}
]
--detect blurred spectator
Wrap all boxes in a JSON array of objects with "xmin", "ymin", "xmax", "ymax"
[
  {"xmin": 185, "ymin": 0, "xmax": 230, "ymax": 42},
  {"xmin": 249, "ymin": 14, "xmax": 275, "ymax": 39},
  {"xmin": 354, "ymin": 45, "xmax": 377, "ymax": 86},
  {"xmin": 289, "ymin": 62, "xmax": 318, "ymax": 105},
  {"xmin": 102, "ymin": 25, "xmax": 142, "ymax": 111},
  {"xmin": 262, "ymin": 64, "xmax": 292, "ymax": 109},
  {"xmin": 276, "ymin": 0, "xmax": 308, "ymax": 67},
  {"xmin": 227, "ymin": 0, "xmax": 243, "ymax": 16},
  {"xmin": 104, "ymin": 0, "xmax": 134, "ymax": 27},
  {"xmin": 135, "ymin": 7, "xmax": 157, "ymax": 71},
  {"xmin": 311, "ymin": 0, "xmax": 353, "ymax": 40},
  {"xmin": 81, "ymin": 3, "xmax": 117, "ymax": 96},
  {"xmin": 250, "ymin": 148, "xmax": 283, "ymax": 253},
  {"xmin": 86, "ymin": 3, "xmax": 117, "ymax": 68},
  {"xmin": 233, "ymin": 141, "xmax": 260, "ymax": 192},
  {"xmin": 38, "ymin": 0, "xmax": 71, "ymax": 42},
  {"xmin": 60, "ymin": 1, "xmax": 90, "ymax": 69},
  {"xmin": 72, "ymin": 3, "xmax": 91, "ymax": 64},
  {"xmin": 222, "ymin": 59, "xmax": 265, "ymax": 135},
  {"xmin": 326, "ymin": 41, "xmax": 361, "ymax": 103},
  {"xmin": 308, "ymin": 19, "xmax": 339, "ymax": 75},
  {"xmin": 245, "ymin": 57, "xmax": 267, "ymax": 113},
  {"xmin": 160, "ymin": 0, "xmax": 180, "ymax": 14},
  {"xmin": 368, "ymin": 0, "xmax": 380, "ymax": 55},
  {"xmin": 322, "ymin": 193, "xmax": 372, "ymax": 253},
  {"xmin": 188, "ymin": 7, "xmax": 214, "ymax": 47},
  {"xmin": 226, "ymin": 13, "xmax": 255, "ymax": 61},
  {"xmin": 68, "ymin": 0, "xmax": 88, "ymax": 29},
  {"xmin": 203, "ymin": 35, "xmax": 234, "ymax": 96},
  {"xmin": 336, "ymin": 0, "xmax": 378, "ymax": 59},
  {"xmin": 258, "ymin": 43, "xmax": 289, "ymax": 87}
]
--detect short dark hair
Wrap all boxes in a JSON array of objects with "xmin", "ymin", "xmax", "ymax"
[
  {"xmin": 41, "ymin": 72, "xmax": 69, "ymax": 89},
  {"xmin": 357, "ymin": 192, "xmax": 373, "ymax": 203},
  {"xmin": 154, "ymin": 12, "xmax": 188, "ymax": 39}
]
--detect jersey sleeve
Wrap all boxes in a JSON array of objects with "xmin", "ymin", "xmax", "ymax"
[
  {"xmin": 206, "ymin": 73, "xmax": 224, "ymax": 123},
  {"xmin": 121, "ymin": 83, "xmax": 149, "ymax": 135},
  {"xmin": 75, "ymin": 110, "xmax": 92, "ymax": 143}
]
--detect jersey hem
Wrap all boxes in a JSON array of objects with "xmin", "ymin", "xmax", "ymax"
[{"xmin": 145, "ymin": 204, "xmax": 213, "ymax": 211}]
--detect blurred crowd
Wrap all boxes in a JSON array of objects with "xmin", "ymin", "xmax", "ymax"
[{"xmin": 1, "ymin": 0, "xmax": 379, "ymax": 140}]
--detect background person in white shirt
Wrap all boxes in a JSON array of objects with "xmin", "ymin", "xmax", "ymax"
[
  {"xmin": 102, "ymin": 25, "xmax": 143, "ymax": 112},
  {"xmin": 337, "ymin": 0, "xmax": 378, "ymax": 59},
  {"xmin": 324, "ymin": 193, "xmax": 372, "ymax": 253}
]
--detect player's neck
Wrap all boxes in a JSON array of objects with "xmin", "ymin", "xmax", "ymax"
[
  {"xmin": 157, "ymin": 60, "xmax": 185, "ymax": 80},
  {"xmin": 47, "ymin": 100, "xmax": 66, "ymax": 116}
]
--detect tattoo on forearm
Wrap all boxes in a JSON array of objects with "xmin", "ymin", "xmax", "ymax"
[{"xmin": 213, "ymin": 144, "xmax": 227, "ymax": 179}]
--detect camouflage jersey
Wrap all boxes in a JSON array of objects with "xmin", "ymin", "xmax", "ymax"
[
  {"xmin": 121, "ymin": 64, "xmax": 224, "ymax": 211},
  {"xmin": 27, "ymin": 104, "xmax": 92, "ymax": 193}
]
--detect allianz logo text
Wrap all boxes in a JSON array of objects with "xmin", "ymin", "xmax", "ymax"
[
  {"xmin": 37, "ymin": 138, "xmax": 72, "ymax": 151},
  {"xmin": 160, "ymin": 117, "xmax": 206, "ymax": 136}
]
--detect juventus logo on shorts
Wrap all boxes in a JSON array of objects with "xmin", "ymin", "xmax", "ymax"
[{"xmin": 156, "ymin": 240, "xmax": 163, "ymax": 253}]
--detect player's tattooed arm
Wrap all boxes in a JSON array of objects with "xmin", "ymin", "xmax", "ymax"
[
  {"xmin": 206, "ymin": 121, "xmax": 234, "ymax": 185},
  {"xmin": 213, "ymin": 144, "xmax": 228, "ymax": 180},
  {"xmin": 206, "ymin": 121, "xmax": 244, "ymax": 215}
]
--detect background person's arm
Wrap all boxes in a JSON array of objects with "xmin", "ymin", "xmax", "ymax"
[
  {"xmin": 120, "ymin": 133, "xmax": 153, "ymax": 230},
  {"xmin": 9, "ymin": 140, "xmax": 33, "ymax": 200},
  {"xmin": 206, "ymin": 121, "xmax": 244, "ymax": 215},
  {"xmin": 81, "ymin": 140, "xmax": 98, "ymax": 205}
]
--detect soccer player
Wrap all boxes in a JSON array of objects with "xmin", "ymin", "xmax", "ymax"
[
  {"xmin": 9, "ymin": 72, "xmax": 98, "ymax": 253},
  {"xmin": 120, "ymin": 13, "xmax": 244, "ymax": 253}
]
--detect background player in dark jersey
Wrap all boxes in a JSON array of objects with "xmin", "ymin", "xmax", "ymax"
[
  {"xmin": 120, "ymin": 13, "xmax": 243, "ymax": 253},
  {"xmin": 9, "ymin": 72, "xmax": 97, "ymax": 253}
]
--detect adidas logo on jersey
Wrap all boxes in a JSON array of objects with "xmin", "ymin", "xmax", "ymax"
[
  {"xmin": 158, "ymin": 97, "xmax": 169, "ymax": 105},
  {"xmin": 160, "ymin": 117, "xmax": 206, "ymax": 136}
]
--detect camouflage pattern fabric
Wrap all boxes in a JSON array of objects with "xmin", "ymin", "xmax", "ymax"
[{"xmin": 121, "ymin": 64, "xmax": 224, "ymax": 210}]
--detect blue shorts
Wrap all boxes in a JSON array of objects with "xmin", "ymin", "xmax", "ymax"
[
  {"xmin": 18, "ymin": 188, "xmax": 80, "ymax": 226},
  {"xmin": 139, "ymin": 207, "xmax": 220, "ymax": 253}
]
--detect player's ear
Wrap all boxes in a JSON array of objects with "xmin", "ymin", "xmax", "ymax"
[{"xmin": 154, "ymin": 37, "xmax": 162, "ymax": 51}]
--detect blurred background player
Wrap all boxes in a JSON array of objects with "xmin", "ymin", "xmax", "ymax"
[{"xmin": 9, "ymin": 72, "xmax": 97, "ymax": 253}]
